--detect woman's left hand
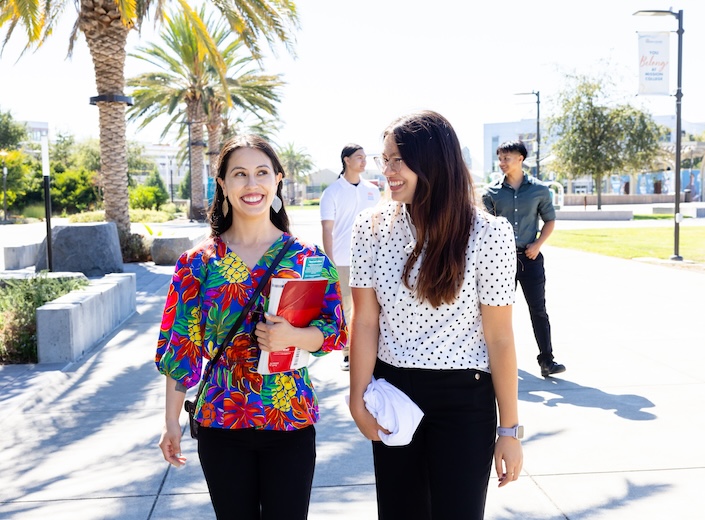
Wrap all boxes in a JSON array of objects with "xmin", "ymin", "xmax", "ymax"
[
  {"xmin": 494, "ymin": 436, "xmax": 523, "ymax": 487},
  {"xmin": 254, "ymin": 313, "xmax": 295, "ymax": 352}
]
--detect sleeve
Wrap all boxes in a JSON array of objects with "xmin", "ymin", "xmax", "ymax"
[
  {"xmin": 476, "ymin": 217, "xmax": 516, "ymax": 307},
  {"xmin": 481, "ymin": 190, "xmax": 496, "ymax": 215},
  {"xmin": 319, "ymin": 184, "xmax": 336, "ymax": 221},
  {"xmin": 538, "ymin": 186, "xmax": 556, "ymax": 222},
  {"xmin": 349, "ymin": 208, "xmax": 376, "ymax": 288},
  {"xmin": 307, "ymin": 247, "xmax": 348, "ymax": 356},
  {"xmin": 155, "ymin": 250, "xmax": 207, "ymax": 388}
]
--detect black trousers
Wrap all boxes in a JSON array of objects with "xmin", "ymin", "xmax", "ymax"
[
  {"xmin": 372, "ymin": 360, "xmax": 497, "ymax": 520},
  {"xmin": 516, "ymin": 252, "xmax": 554, "ymax": 365},
  {"xmin": 197, "ymin": 425, "xmax": 316, "ymax": 520}
]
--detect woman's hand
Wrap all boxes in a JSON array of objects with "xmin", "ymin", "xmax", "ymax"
[
  {"xmin": 349, "ymin": 398, "xmax": 389, "ymax": 442},
  {"xmin": 254, "ymin": 314, "xmax": 296, "ymax": 352},
  {"xmin": 494, "ymin": 436, "xmax": 523, "ymax": 487},
  {"xmin": 159, "ymin": 418, "xmax": 187, "ymax": 467},
  {"xmin": 255, "ymin": 313, "xmax": 325, "ymax": 353}
]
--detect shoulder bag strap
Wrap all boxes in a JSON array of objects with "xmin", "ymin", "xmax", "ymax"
[{"xmin": 193, "ymin": 235, "xmax": 295, "ymax": 403}]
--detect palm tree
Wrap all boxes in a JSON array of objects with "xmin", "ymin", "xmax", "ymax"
[
  {"xmin": 279, "ymin": 142, "xmax": 314, "ymax": 205},
  {"xmin": 1, "ymin": 0, "xmax": 298, "ymax": 234},
  {"xmin": 127, "ymin": 7, "xmax": 283, "ymax": 219}
]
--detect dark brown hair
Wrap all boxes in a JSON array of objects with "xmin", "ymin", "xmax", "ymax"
[
  {"xmin": 384, "ymin": 111, "xmax": 475, "ymax": 306},
  {"xmin": 207, "ymin": 134, "xmax": 290, "ymax": 236}
]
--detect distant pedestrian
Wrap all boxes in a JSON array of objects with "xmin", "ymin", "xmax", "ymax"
[
  {"xmin": 349, "ymin": 111, "xmax": 523, "ymax": 520},
  {"xmin": 155, "ymin": 135, "xmax": 346, "ymax": 520},
  {"xmin": 483, "ymin": 140, "xmax": 566, "ymax": 378},
  {"xmin": 320, "ymin": 143, "xmax": 381, "ymax": 371}
]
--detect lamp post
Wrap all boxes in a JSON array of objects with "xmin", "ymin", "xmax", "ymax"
[
  {"xmin": 634, "ymin": 8, "xmax": 684, "ymax": 261},
  {"xmin": 514, "ymin": 91, "xmax": 541, "ymax": 179},
  {"xmin": 0, "ymin": 150, "xmax": 7, "ymax": 222}
]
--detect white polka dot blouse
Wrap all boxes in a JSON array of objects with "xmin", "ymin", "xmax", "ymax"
[{"xmin": 350, "ymin": 202, "xmax": 516, "ymax": 372}]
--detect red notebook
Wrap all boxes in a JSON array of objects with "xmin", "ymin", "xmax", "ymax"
[{"xmin": 257, "ymin": 278, "xmax": 328, "ymax": 374}]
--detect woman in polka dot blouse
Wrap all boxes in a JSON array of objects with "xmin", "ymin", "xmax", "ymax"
[{"xmin": 349, "ymin": 111, "xmax": 523, "ymax": 520}]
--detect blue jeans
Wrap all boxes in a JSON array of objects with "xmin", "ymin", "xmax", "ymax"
[{"xmin": 516, "ymin": 252, "xmax": 554, "ymax": 365}]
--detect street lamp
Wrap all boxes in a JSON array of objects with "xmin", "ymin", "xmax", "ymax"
[
  {"xmin": 0, "ymin": 150, "xmax": 7, "ymax": 222},
  {"xmin": 634, "ymin": 8, "xmax": 684, "ymax": 261},
  {"xmin": 514, "ymin": 91, "xmax": 541, "ymax": 180}
]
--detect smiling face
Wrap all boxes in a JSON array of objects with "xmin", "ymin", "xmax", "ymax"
[
  {"xmin": 381, "ymin": 134, "xmax": 418, "ymax": 204},
  {"xmin": 217, "ymin": 146, "xmax": 283, "ymax": 222},
  {"xmin": 497, "ymin": 150, "xmax": 525, "ymax": 177},
  {"xmin": 344, "ymin": 148, "xmax": 367, "ymax": 174}
]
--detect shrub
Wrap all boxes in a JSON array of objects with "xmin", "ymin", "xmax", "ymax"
[
  {"xmin": 0, "ymin": 273, "xmax": 89, "ymax": 364},
  {"xmin": 129, "ymin": 185, "xmax": 162, "ymax": 210},
  {"xmin": 118, "ymin": 230, "xmax": 153, "ymax": 263}
]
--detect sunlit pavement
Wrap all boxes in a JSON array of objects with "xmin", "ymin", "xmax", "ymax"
[{"xmin": 0, "ymin": 206, "xmax": 703, "ymax": 519}]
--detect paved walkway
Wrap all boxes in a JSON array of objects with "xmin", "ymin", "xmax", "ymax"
[{"xmin": 0, "ymin": 211, "xmax": 704, "ymax": 519}]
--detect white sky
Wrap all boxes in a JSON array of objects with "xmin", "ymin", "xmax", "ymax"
[{"xmin": 1, "ymin": 0, "xmax": 704, "ymax": 173}]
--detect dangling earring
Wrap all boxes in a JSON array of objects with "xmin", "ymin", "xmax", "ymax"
[
  {"xmin": 222, "ymin": 196, "xmax": 229, "ymax": 217},
  {"xmin": 271, "ymin": 194, "xmax": 283, "ymax": 213}
]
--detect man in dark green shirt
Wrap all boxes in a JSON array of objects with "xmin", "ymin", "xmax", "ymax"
[{"xmin": 483, "ymin": 140, "xmax": 566, "ymax": 378}]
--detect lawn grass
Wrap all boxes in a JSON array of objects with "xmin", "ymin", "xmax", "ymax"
[{"xmin": 550, "ymin": 226, "xmax": 705, "ymax": 263}]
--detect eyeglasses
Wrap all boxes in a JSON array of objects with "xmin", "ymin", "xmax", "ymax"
[{"xmin": 374, "ymin": 156, "xmax": 404, "ymax": 173}]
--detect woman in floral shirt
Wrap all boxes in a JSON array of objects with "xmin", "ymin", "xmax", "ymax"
[{"xmin": 156, "ymin": 135, "xmax": 346, "ymax": 520}]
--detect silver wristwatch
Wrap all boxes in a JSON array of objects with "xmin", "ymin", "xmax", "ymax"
[{"xmin": 497, "ymin": 424, "xmax": 524, "ymax": 440}]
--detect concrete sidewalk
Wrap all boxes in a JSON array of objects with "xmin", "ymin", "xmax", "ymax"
[{"xmin": 1, "ymin": 218, "xmax": 704, "ymax": 518}]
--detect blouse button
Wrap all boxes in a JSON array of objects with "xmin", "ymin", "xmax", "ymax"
[{"xmin": 475, "ymin": 373, "xmax": 480, "ymax": 380}]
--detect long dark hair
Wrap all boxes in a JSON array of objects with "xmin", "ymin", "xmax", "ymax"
[
  {"xmin": 207, "ymin": 135, "xmax": 290, "ymax": 236},
  {"xmin": 384, "ymin": 111, "xmax": 475, "ymax": 306},
  {"xmin": 340, "ymin": 143, "xmax": 363, "ymax": 177}
]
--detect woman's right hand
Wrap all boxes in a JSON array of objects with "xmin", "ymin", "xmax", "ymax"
[
  {"xmin": 349, "ymin": 399, "xmax": 388, "ymax": 441},
  {"xmin": 159, "ymin": 419, "xmax": 187, "ymax": 467}
]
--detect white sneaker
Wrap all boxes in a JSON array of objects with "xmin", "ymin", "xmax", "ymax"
[{"xmin": 340, "ymin": 356, "xmax": 350, "ymax": 371}]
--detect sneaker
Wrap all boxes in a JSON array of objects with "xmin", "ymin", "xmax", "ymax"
[
  {"xmin": 340, "ymin": 356, "xmax": 350, "ymax": 371},
  {"xmin": 540, "ymin": 361, "xmax": 566, "ymax": 377}
]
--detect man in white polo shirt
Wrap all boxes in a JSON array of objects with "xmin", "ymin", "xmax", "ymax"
[{"xmin": 320, "ymin": 143, "xmax": 381, "ymax": 370}]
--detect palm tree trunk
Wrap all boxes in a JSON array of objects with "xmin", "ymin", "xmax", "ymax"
[
  {"xmin": 206, "ymin": 112, "xmax": 221, "ymax": 181},
  {"xmin": 187, "ymin": 102, "xmax": 206, "ymax": 220},
  {"xmin": 79, "ymin": 0, "xmax": 131, "ymax": 237}
]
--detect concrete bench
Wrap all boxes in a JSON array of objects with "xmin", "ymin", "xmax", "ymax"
[
  {"xmin": 555, "ymin": 210, "xmax": 633, "ymax": 221},
  {"xmin": 151, "ymin": 230, "xmax": 209, "ymax": 265},
  {"xmin": 0, "ymin": 242, "xmax": 41, "ymax": 270},
  {"xmin": 652, "ymin": 205, "xmax": 705, "ymax": 218},
  {"xmin": 36, "ymin": 273, "xmax": 136, "ymax": 364}
]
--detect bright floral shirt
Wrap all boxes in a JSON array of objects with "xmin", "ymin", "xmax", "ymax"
[{"xmin": 155, "ymin": 233, "xmax": 347, "ymax": 431}]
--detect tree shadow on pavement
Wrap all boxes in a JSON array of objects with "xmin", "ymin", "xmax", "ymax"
[
  {"xmin": 518, "ymin": 370, "xmax": 656, "ymax": 421},
  {"xmin": 491, "ymin": 479, "xmax": 671, "ymax": 520}
]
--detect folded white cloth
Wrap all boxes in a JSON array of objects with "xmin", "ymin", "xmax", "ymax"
[{"xmin": 362, "ymin": 377, "xmax": 424, "ymax": 446}]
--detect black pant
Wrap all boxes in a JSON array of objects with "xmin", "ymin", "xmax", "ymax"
[
  {"xmin": 372, "ymin": 360, "xmax": 497, "ymax": 520},
  {"xmin": 516, "ymin": 252, "xmax": 554, "ymax": 365},
  {"xmin": 197, "ymin": 425, "xmax": 316, "ymax": 520}
]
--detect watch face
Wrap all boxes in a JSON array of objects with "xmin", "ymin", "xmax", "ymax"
[{"xmin": 516, "ymin": 425, "xmax": 525, "ymax": 440}]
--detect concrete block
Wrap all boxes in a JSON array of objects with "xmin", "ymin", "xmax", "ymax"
[
  {"xmin": 151, "ymin": 232, "xmax": 208, "ymax": 265},
  {"xmin": 555, "ymin": 210, "xmax": 633, "ymax": 221},
  {"xmin": 36, "ymin": 223, "xmax": 123, "ymax": 276},
  {"xmin": 0, "ymin": 242, "xmax": 41, "ymax": 270},
  {"xmin": 36, "ymin": 273, "xmax": 136, "ymax": 364}
]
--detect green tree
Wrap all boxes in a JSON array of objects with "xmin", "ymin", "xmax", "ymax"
[
  {"xmin": 2, "ymin": 0, "xmax": 299, "ymax": 235},
  {"xmin": 126, "ymin": 141, "xmax": 157, "ymax": 187},
  {"xmin": 0, "ymin": 109, "xmax": 28, "ymax": 150},
  {"xmin": 548, "ymin": 76, "xmax": 663, "ymax": 208},
  {"xmin": 74, "ymin": 139, "xmax": 102, "ymax": 173},
  {"xmin": 127, "ymin": 7, "xmax": 283, "ymax": 219},
  {"xmin": 144, "ymin": 169, "xmax": 169, "ymax": 208},
  {"xmin": 50, "ymin": 168, "xmax": 100, "ymax": 213},
  {"xmin": 51, "ymin": 132, "xmax": 76, "ymax": 169},
  {"xmin": 279, "ymin": 142, "xmax": 314, "ymax": 204}
]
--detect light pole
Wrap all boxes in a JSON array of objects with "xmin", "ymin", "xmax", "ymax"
[
  {"xmin": 514, "ymin": 91, "xmax": 541, "ymax": 179},
  {"xmin": 634, "ymin": 8, "xmax": 684, "ymax": 261},
  {"xmin": 0, "ymin": 150, "xmax": 7, "ymax": 222}
]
